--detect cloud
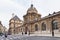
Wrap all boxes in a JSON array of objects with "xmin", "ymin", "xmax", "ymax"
[
  {"xmin": 0, "ymin": 0, "xmax": 24, "ymax": 12},
  {"xmin": 0, "ymin": 0, "xmax": 60, "ymax": 29},
  {"xmin": 0, "ymin": 0, "xmax": 25, "ymax": 29}
]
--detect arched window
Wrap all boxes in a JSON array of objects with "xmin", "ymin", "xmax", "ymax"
[
  {"xmin": 35, "ymin": 24, "xmax": 38, "ymax": 31},
  {"xmin": 52, "ymin": 20, "xmax": 58, "ymax": 30},
  {"xmin": 42, "ymin": 22, "xmax": 46, "ymax": 31}
]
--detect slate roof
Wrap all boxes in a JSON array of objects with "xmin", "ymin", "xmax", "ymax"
[
  {"xmin": 10, "ymin": 15, "xmax": 22, "ymax": 21},
  {"xmin": 41, "ymin": 11, "xmax": 60, "ymax": 20}
]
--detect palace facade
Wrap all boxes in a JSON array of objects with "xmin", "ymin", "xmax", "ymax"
[
  {"xmin": 8, "ymin": 15, "xmax": 23, "ymax": 35},
  {"xmin": 23, "ymin": 4, "xmax": 60, "ymax": 34},
  {"xmin": 8, "ymin": 4, "xmax": 60, "ymax": 35},
  {"xmin": 0, "ymin": 21, "xmax": 6, "ymax": 34}
]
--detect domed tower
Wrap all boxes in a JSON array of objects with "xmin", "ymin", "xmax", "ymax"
[
  {"xmin": 23, "ymin": 4, "xmax": 41, "ymax": 34},
  {"xmin": 27, "ymin": 4, "xmax": 38, "ymax": 14},
  {"xmin": 23, "ymin": 4, "xmax": 41, "ymax": 23}
]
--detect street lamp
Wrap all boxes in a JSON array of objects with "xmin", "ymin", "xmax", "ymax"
[
  {"xmin": 21, "ymin": 27, "xmax": 23, "ymax": 35},
  {"xmin": 4, "ymin": 31, "xmax": 7, "ymax": 40},
  {"xmin": 52, "ymin": 20, "xmax": 54, "ymax": 37}
]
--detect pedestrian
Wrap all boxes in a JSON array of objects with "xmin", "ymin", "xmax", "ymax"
[
  {"xmin": 5, "ymin": 34, "xmax": 7, "ymax": 38},
  {"xmin": 22, "ymin": 32, "xmax": 23, "ymax": 35}
]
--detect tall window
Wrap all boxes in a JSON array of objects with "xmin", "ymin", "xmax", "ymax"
[
  {"xmin": 52, "ymin": 20, "xmax": 58, "ymax": 30},
  {"xmin": 35, "ymin": 24, "xmax": 38, "ymax": 31},
  {"xmin": 42, "ymin": 22, "xmax": 46, "ymax": 31}
]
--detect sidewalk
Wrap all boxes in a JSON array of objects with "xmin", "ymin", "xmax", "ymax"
[{"xmin": 29, "ymin": 33, "xmax": 60, "ymax": 37}]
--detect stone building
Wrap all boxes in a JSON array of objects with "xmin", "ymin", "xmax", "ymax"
[
  {"xmin": 8, "ymin": 15, "xmax": 23, "ymax": 35},
  {"xmin": 0, "ymin": 21, "xmax": 6, "ymax": 34},
  {"xmin": 8, "ymin": 4, "xmax": 60, "ymax": 35},
  {"xmin": 23, "ymin": 4, "xmax": 60, "ymax": 34}
]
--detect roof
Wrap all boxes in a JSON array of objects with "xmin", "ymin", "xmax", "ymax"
[
  {"xmin": 10, "ymin": 15, "xmax": 22, "ymax": 21},
  {"xmin": 27, "ymin": 4, "xmax": 38, "ymax": 13},
  {"xmin": 41, "ymin": 11, "xmax": 60, "ymax": 20}
]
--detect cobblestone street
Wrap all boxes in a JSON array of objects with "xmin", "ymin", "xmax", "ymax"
[{"xmin": 0, "ymin": 35, "xmax": 60, "ymax": 40}]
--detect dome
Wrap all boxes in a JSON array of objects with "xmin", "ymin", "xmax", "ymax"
[{"xmin": 27, "ymin": 4, "xmax": 38, "ymax": 13}]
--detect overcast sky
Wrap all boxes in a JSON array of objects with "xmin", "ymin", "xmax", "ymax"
[{"xmin": 0, "ymin": 0, "xmax": 60, "ymax": 29}]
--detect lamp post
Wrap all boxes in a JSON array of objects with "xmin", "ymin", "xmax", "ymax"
[
  {"xmin": 4, "ymin": 31, "xmax": 7, "ymax": 40},
  {"xmin": 52, "ymin": 20, "xmax": 54, "ymax": 37},
  {"xmin": 21, "ymin": 27, "xmax": 23, "ymax": 35}
]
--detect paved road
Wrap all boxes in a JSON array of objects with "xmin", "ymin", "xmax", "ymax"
[
  {"xmin": 0, "ymin": 35, "xmax": 60, "ymax": 40},
  {"xmin": 20, "ymin": 36, "xmax": 60, "ymax": 40}
]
